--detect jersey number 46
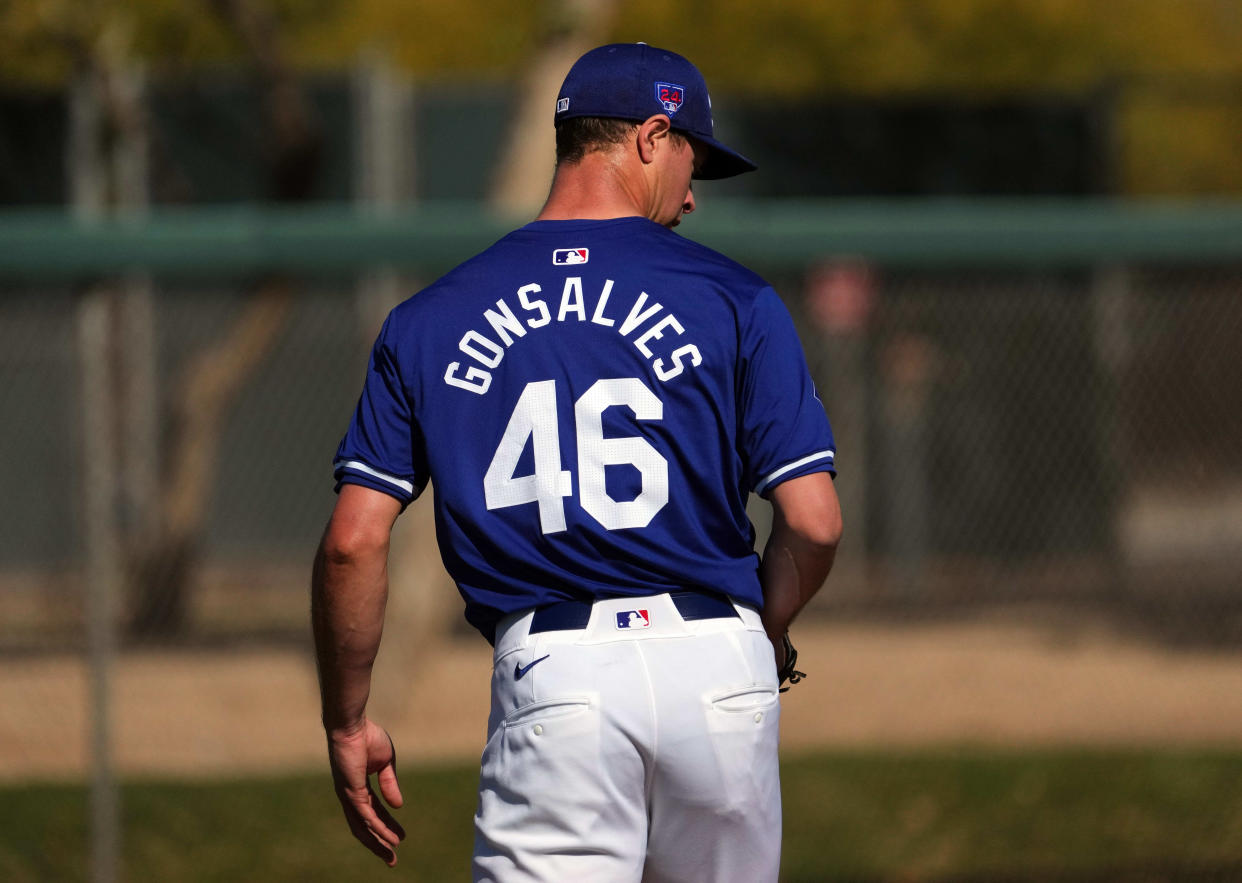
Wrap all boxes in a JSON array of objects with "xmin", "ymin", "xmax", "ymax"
[{"xmin": 484, "ymin": 378, "xmax": 668, "ymax": 534}]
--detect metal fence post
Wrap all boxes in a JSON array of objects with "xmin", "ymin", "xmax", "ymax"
[
  {"xmin": 69, "ymin": 61, "xmax": 149, "ymax": 883},
  {"xmin": 78, "ymin": 289, "xmax": 121, "ymax": 883}
]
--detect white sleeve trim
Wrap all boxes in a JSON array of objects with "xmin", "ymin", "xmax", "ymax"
[
  {"xmin": 754, "ymin": 450, "xmax": 835, "ymax": 495},
  {"xmin": 338, "ymin": 460, "xmax": 416, "ymax": 495}
]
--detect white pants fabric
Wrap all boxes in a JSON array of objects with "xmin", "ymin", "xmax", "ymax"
[{"xmin": 473, "ymin": 593, "xmax": 782, "ymax": 883}]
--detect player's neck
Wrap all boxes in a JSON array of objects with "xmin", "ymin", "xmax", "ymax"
[{"xmin": 536, "ymin": 154, "xmax": 652, "ymax": 224}]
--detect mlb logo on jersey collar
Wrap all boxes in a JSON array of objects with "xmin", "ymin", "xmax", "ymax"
[
  {"xmin": 553, "ymin": 248, "xmax": 589, "ymax": 265},
  {"xmin": 616, "ymin": 609, "xmax": 650, "ymax": 630}
]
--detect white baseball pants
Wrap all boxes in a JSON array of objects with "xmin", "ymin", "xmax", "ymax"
[{"xmin": 473, "ymin": 592, "xmax": 782, "ymax": 883}]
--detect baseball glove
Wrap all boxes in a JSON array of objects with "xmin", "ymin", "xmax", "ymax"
[{"xmin": 777, "ymin": 632, "xmax": 805, "ymax": 693}]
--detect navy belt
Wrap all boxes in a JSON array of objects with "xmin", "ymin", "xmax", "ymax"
[{"xmin": 529, "ymin": 590, "xmax": 739, "ymax": 634}]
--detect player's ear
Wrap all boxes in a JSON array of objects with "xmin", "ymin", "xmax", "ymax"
[{"xmin": 636, "ymin": 114, "xmax": 672, "ymax": 165}]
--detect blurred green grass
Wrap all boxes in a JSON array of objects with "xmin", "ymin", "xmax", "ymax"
[{"xmin": 1, "ymin": 750, "xmax": 1240, "ymax": 882}]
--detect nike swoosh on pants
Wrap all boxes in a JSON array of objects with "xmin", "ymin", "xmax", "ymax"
[{"xmin": 514, "ymin": 654, "xmax": 551, "ymax": 680}]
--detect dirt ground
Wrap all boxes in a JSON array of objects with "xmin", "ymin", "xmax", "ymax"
[{"xmin": 3, "ymin": 612, "xmax": 1242, "ymax": 782}]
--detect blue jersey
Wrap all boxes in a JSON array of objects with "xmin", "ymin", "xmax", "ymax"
[{"xmin": 334, "ymin": 217, "xmax": 835, "ymax": 640}]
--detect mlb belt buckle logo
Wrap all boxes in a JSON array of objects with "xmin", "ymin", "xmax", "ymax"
[
  {"xmin": 615, "ymin": 609, "xmax": 650, "ymax": 630},
  {"xmin": 553, "ymin": 248, "xmax": 588, "ymax": 265},
  {"xmin": 655, "ymin": 82, "xmax": 684, "ymax": 115}
]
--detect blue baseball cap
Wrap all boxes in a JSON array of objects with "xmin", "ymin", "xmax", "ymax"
[{"xmin": 555, "ymin": 43, "xmax": 757, "ymax": 181}]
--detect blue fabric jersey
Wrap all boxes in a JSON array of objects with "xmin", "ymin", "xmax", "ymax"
[{"xmin": 335, "ymin": 217, "xmax": 835, "ymax": 640}]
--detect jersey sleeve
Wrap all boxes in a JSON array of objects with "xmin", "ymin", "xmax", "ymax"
[
  {"xmin": 737, "ymin": 286, "xmax": 837, "ymax": 496},
  {"xmin": 333, "ymin": 312, "xmax": 429, "ymax": 505}
]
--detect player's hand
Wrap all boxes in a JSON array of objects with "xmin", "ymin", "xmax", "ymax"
[{"xmin": 326, "ymin": 717, "xmax": 406, "ymax": 866}]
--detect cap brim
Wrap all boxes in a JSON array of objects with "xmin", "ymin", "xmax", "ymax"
[{"xmin": 691, "ymin": 135, "xmax": 757, "ymax": 180}]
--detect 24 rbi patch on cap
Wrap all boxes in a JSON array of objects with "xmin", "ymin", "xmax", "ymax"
[{"xmin": 655, "ymin": 82, "xmax": 684, "ymax": 115}]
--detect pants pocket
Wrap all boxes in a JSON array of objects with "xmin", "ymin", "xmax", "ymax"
[
  {"xmin": 704, "ymin": 685, "xmax": 781, "ymax": 814},
  {"xmin": 502, "ymin": 695, "xmax": 592, "ymax": 730},
  {"xmin": 710, "ymin": 685, "xmax": 779, "ymax": 714},
  {"xmin": 476, "ymin": 693, "xmax": 630, "ymax": 880}
]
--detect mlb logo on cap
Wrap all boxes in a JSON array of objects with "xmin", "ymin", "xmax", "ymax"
[
  {"xmin": 616, "ymin": 610, "xmax": 650, "ymax": 630},
  {"xmin": 655, "ymin": 82, "xmax": 684, "ymax": 115},
  {"xmin": 553, "ymin": 248, "xmax": 589, "ymax": 265}
]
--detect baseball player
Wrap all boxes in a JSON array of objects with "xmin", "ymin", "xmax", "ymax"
[{"xmin": 312, "ymin": 42, "xmax": 842, "ymax": 882}]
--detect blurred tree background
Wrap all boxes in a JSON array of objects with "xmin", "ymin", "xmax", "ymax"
[
  {"xmin": 3, "ymin": 6, "xmax": 1242, "ymax": 881},
  {"xmin": 3, "ymin": 0, "xmax": 1241, "ymax": 194},
  {"xmin": 2, "ymin": 0, "xmax": 1239, "ymax": 640}
]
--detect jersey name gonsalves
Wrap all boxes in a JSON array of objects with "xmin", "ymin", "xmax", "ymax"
[{"xmin": 443, "ymin": 275, "xmax": 703, "ymax": 396}]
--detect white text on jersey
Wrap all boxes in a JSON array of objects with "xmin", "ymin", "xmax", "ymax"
[{"xmin": 444, "ymin": 277, "xmax": 703, "ymax": 395}]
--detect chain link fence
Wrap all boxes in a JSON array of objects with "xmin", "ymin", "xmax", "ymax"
[
  {"xmin": 4, "ymin": 52, "xmax": 1242, "ymax": 881},
  {"xmin": 795, "ymin": 262, "xmax": 1242, "ymax": 645},
  {"xmin": 2, "ymin": 248, "xmax": 1239, "ymax": 650},
  {"xmin": 2, "ymin": 208, "xmax": 1241, "ymax": 883}
]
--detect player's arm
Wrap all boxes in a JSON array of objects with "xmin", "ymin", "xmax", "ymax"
[
  {"xmin": 312, "ymin": 483, "xmax": 406, "ymax": 866},
  {"xmin": 759, "ymin": 471, "xmax": 843, "ymax": 663}
]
